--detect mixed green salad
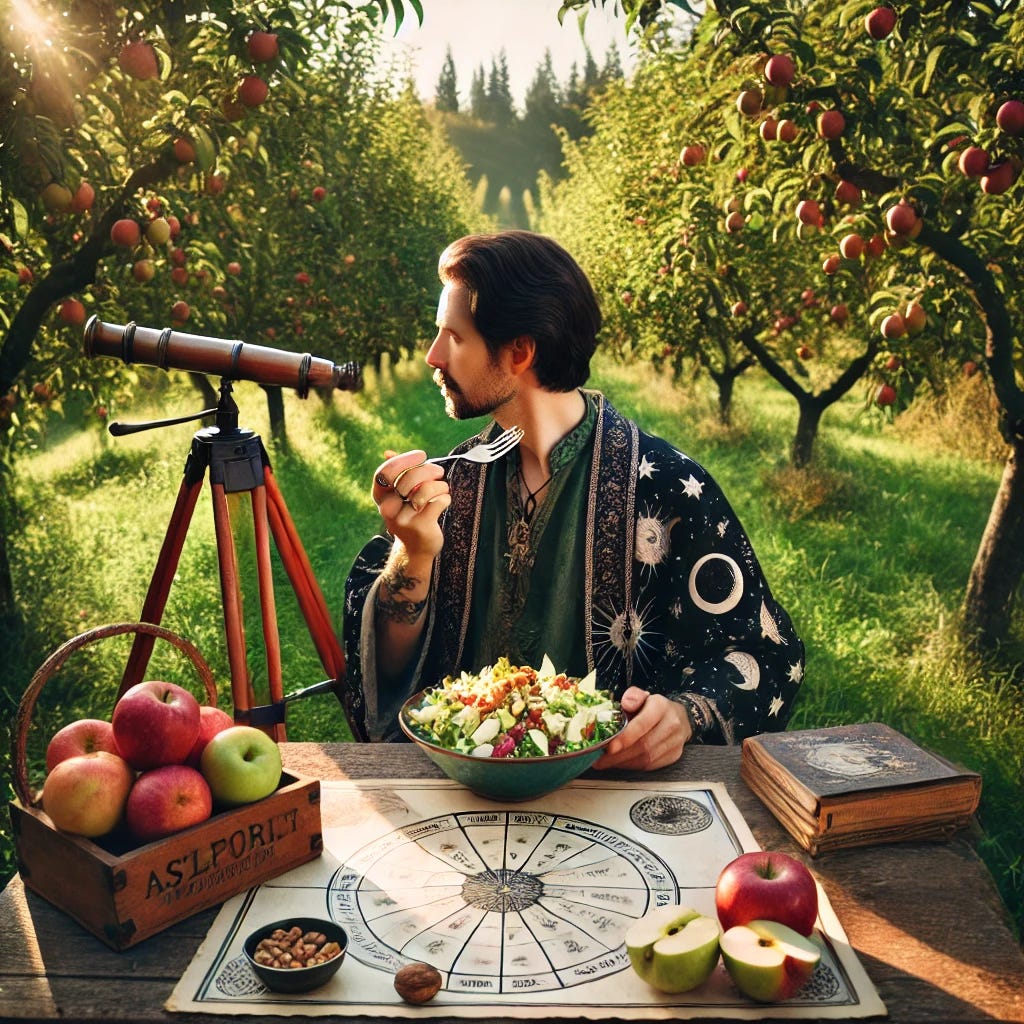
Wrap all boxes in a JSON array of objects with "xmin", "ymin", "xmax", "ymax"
[{"xmin": 404, "ymin": 655, "xmax": 622, "ymax": 758}]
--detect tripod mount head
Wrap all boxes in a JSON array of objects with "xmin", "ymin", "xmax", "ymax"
[{"xmin": 83, "ymin": 316, "xmax": 363, "ymax": 396}]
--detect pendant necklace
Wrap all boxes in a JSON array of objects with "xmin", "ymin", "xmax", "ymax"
[{"xmin": 506, "ymin": 463, "xmax": 552, "ymax": 577}]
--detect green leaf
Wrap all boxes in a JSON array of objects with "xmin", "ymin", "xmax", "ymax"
[
  {"xmin": 12, "ymin": 198, "xmax": 28, "ymax": 238},
  {"xmin": 922, "ymin": 46, "xmax": 944, "ymax": 94},
  {"xmin": 191, "ymin": 125, "xmax": 217, "ymax": 172}
]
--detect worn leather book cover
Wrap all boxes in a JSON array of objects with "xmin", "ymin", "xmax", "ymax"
[{"xmin": 741, "ymin": 722, "xmax": 982, "ymax": 854}]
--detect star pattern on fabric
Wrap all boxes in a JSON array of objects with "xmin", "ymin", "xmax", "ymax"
[
  {"xmin": 638, "ymin": 453, "xmax": 657, "ymax": 479},
  {"xmin": 680, "ymin": 474, "xmax": 704, "ymax": 499},
  {"xmin": 787, "ymin": 661, "xmax": 804, "ymax": 684},
  {"xmin": 768, "ymin": 695, "xmax": 785, "ymax": 717}
]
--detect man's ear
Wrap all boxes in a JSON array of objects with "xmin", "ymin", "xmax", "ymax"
[{"xmin": 508, "ymin": 335, "xmax": 536, "ymax": 376}]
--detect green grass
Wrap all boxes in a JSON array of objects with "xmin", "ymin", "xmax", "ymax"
[{"xmin": 3, "ymin": 355, "xmax": 1022, "ymax": 942}]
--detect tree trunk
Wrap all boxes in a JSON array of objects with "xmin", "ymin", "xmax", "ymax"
[
  {"xmin": 961, "ymin": 437, "xmax": 1024, "ymax": 649},
  {"xmin": 0, "ymin": 472, "xmax": 23, "ymax": 652},
  {"xmin": 263, "ymin": 385, "xmax": 288, "ymax": 448},
  {"xmin": 791, "ymin": 398, "xmax": 824, "ymax": 469},
  {"xmin": 188, "ymin": 372, "xmax": 219, "ymax": 411}
]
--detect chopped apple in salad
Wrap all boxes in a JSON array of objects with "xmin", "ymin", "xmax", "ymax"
[{"xmin": 405, "ymin": 655, "xmax": 622, "ymax": 758}]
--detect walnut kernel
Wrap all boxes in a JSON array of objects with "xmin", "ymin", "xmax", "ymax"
[{"xmin": 394, "ymin": 961, "xmax": 443, "ymax": 1003}]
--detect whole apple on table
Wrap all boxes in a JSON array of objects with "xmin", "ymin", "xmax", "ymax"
[
  {"xmin": 624, "ymin": 849, "xmax": 821, "ymax": 1002},
  {"xmin": 40, "ymin": 681, "xmax": 282, "ymax": 843}
]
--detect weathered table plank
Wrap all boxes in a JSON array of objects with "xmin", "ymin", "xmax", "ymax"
[{"xmin": 1, "ymin": 743, "xmax": 1021, "ymax": 1023}]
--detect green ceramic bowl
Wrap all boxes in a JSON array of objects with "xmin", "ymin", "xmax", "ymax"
[{"xmin": 398, "ymin": 690, "xmax": 625, "ymax": 801}]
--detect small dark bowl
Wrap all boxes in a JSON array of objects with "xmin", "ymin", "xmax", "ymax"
[{"xmin": 243, "ymin": 916, "xmax": 347, "ymax": 994}]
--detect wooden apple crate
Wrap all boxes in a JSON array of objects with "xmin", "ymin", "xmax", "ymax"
[{"xmin": 8, "ymin": 622, "xmax": 323, "ymax": 951}]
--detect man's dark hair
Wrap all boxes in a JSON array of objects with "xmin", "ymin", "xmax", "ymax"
[{"xmin": 437, "ymin": 231, "xmax": 602, "ymax": 391}]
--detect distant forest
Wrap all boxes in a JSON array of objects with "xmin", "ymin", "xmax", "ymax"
[{"xmin": 428, "ymin": 44, "xmax": 626, "ymax": 226}]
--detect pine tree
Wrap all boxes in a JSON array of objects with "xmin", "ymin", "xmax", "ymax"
[
  {"xmin": 486, "ymin": 51, "xmax": 515, "ymax": 125},
  {"xmin": 469, "ymin": 63, "xmax": 487, "ymax": 119},
  {"xmin": 434, "ymin": 46, "xmax": 459, "ymax": 113}
]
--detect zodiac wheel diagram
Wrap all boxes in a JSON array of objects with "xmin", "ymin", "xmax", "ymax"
[{"xmin": 327, "ymin": 810, "xmax": 679, "ymax": 995}]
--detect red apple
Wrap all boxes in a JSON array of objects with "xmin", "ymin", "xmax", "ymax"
[
  {"xmin": 881, "ymin": 313, "xmax": 906, "ymax": 338},
  {"xmin": 885, "ymin": 200, "xmax": 919, "ymax": 236},
  {"xmin": 125, "ymin": 765, "xmax": 213, "ymax": 842},
  {"xmin": 864, "ymin": 5, "xmax": 897, "ymax": 39},
  {"xmin": 312, "ymin": 185, "xmax": 327, "ymax": 202},
  {"xmin": 247, "ymin": 30, "xmax": 279, "ymax": 63},
  {"xmin": 776, "ymin": 119, "xmax": 798, "ymax": 142},
  {"xmin": 45, "ymin": 718, "xmax": 118, "ymax": 771},
  {"xmin": 132, "ymin": 258, "xmax": 156, "ymax": 282},
  {"xmin": 839, "ymin": 233, "xmax": 865, "ymax": 260},
  {"xmin": 958, "ymin": 145, "xmax": 989, "ymax": 178},
  {"xmin": 822, "ymin": 253, "xmax": 841, "ymax": 275},
  {"xmin": 42, "ymin": 751, "xmax": 135, "ymax": 837},
  {"xmin": 981, "ymin": 161, "xmax": 1017, "ymax": 195},
  {"xmin": 731, "ymin": 300, "xmax": 748, "ymax": 317},
  {"xmin": 69, "ymin": 181, "xmax": 95, "ymax": 214},
  {"xmin": 17, "ymin": 266, "xmax": 33, "ymax": 285},
  {"xmin": 112, "ymin": 680, "xmax": 201, "ymax": 770},
  {"xmin": 736, "ymin": 89, "xmax": 763, "ymax": 117},
  {"xmin": 171, "ymin": 300, "xmax": 191, "ymax": 322},
  {"xmin": 904, "ymin": 301, "xmax": 927, "ymax": 335},
  {"xmin": 679, "ymin": 144, "xmax": 705, "ymax": 166},
  {"xmin": 876, "ymin": 383, "xmax": 897, "ymax": 406},
  {"xmin": 764, "ymin": 54, "xmax": 794, "ymax": 88},
  {"xmin": 725, "ymin": 210, "xmax": 745, "ymax": 234},
  {"xmin": 117, "ymin": 40, "xmax": 158, "ymax": 81},
  {"xmin": 866, "ymin": 233, "xmax": 887, "ymax": 258},
  {"xmin": 715, "ymin": 851, "xmax": 819, "ymax": 936},
  {"xmin": 226, "ymin": 261, "xmax": 242, "ymax": 276},
  {"xmin": 817, "ymin": 109, "xmax": 846, "ymax": 139},
  {"xmin": 172, "ymin": 137, "xmax": 195, "ymax": 163},
  {"xmin": 238, "ymin": 74, "xmax": 269, "ymax": 107},
  {"xmin": 834, "ymin": 179, "xmax": 861, "ymax": 206},
  {"xmin": 110, "ymin": 218, "xmax": 141, "ymax": 248},
  {"xmin": 830, "ymin": 303, "xmax": 849, "ymax": 325},
  {"xmin": 795, "ymin": 199, "xmax": 821, "ymax": 226},
  {"xmin": 761, "ymin": 118, "xmax": 779, "ymax": 142},
  {"xmin": 185, "ymin": 705, "xmax": 235, "ymax": 768},
  {"xmin": 205, "ymin": 172, "xmax": 226, "ymax": 195},
  {"xmin": 59, "ymin": 299, "xmax": 86, "ymax": 326},
  {"xmin": 996, "ymin": 99, "xmax": 1024, "ymax": 137}
]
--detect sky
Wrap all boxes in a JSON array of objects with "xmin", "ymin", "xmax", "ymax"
[{"xmin": 376, "ymin": 0, "xmax": 638, "ymax": 110}]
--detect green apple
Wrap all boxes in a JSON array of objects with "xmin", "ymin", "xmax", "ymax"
[
  {"xmin": 719, "ymin": 919, "xmax": 821, "ymax": 1002},
  {"xmin": 624, "ymin": 905, "xmax": 721, "ymax": 993},
  {"xmin": 199, "ymin": 725, "xmax": 281, "ymax": 807}
]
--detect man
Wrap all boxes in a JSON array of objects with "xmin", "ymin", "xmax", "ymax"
[{"xmin": 342, "ymin": 231, "xmax": 804, "ymax": 769}]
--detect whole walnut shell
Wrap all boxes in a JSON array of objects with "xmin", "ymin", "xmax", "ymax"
[{"xmin": 394, "ymin": 961, "xmax": 443, "ymax": 1003}]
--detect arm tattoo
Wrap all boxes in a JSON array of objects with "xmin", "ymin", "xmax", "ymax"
[{"xmin": 376, "ymin": 561, "xmax": 428, "ymax": 625}]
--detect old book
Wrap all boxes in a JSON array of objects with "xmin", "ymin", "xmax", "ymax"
[{"xmin": 741, "ymin": 722, "xmax": 982, "ymax": 855}]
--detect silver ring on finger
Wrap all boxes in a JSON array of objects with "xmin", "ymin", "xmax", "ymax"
[{"xmin": 375, "ymin": 472, "xmax": 391, "ymax": 489}]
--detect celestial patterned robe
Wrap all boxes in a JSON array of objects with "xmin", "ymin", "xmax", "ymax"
[{"xmin": 341, "ymin": 392, "xmax": 805, "ymax": 744}]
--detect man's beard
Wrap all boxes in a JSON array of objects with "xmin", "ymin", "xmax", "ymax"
[{"xmin": 433, "ymin": 368, "xmax": 514, "ymax": 421}]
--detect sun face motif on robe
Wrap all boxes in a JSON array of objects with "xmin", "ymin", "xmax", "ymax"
[
  {"xmin": 592, "ymin": 598, "xmax": 659, "ymax": 678},
  {"xmin": 634, "ymin": 505, "xmax": 679, "ymax": 580}
]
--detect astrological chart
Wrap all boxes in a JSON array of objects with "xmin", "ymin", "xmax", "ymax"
[{"xmin": 167, "ymin": 779, "xmax": 885, "ymax": 1020}]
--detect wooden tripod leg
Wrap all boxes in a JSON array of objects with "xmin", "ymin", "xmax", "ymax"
[
  {"xmin": 118, "ymin": 476, "xmax": 204, "ymax": 697},
  {"xmin": 251, "ymin": 484, "xmax": 285, "ymax": 742},
  {"xmin": 210, "ymin": 482, "xmax": 254, "ymax": 719},
  {"xmin": 264, "ymin": 467, "xmax": 346, "ymax": 679}
]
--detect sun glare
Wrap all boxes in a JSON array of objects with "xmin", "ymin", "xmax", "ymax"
[{"xmin": 9, "ymin": 0, "xmax": 59, "ymax": 49}]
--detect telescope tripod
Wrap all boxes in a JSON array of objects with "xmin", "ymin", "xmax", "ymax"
[{"xmin": 113, "ymin": 380, "xmax": 346, "ymax": 741}]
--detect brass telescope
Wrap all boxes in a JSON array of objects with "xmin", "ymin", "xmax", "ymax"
[{"xmin": 83, "ymin": 316, "xmax": 362, "ymax": 395}]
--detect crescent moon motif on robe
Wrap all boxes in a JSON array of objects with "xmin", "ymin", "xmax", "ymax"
[
  {"xmin": 688, "ymin": 552, "xmax": 744, "ymax": 614},
  {"xmin": 723, "ymin": 650, "xmax": 761, "ymax": 690}
]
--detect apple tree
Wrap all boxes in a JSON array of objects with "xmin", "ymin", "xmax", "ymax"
[{"xmin": 540, "ymin": 36, "xmax": 880, "ymax": 461}]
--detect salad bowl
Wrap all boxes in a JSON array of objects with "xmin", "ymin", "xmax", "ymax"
[{"xmin": 398, "ymin": 658, "xmax": 625, "ymax": 802}]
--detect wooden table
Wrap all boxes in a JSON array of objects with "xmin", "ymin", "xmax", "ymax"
[{"xmin": 2, "ymin": 743, "xmax": 1022, "ymax": 1023}]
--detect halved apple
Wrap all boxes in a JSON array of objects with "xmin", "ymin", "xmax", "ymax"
[
  {"xmin": 719, "ymin": 919, "xmax": 821, "ymax": 1002},
  {"xmin": 624, "ymin": 905, "xmax": 721, "ymax": 993}
]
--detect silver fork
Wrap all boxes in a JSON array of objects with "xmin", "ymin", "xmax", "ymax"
[{"xmin": 427, "ymin": 425, "xmax": 524, "ymax": 466}]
